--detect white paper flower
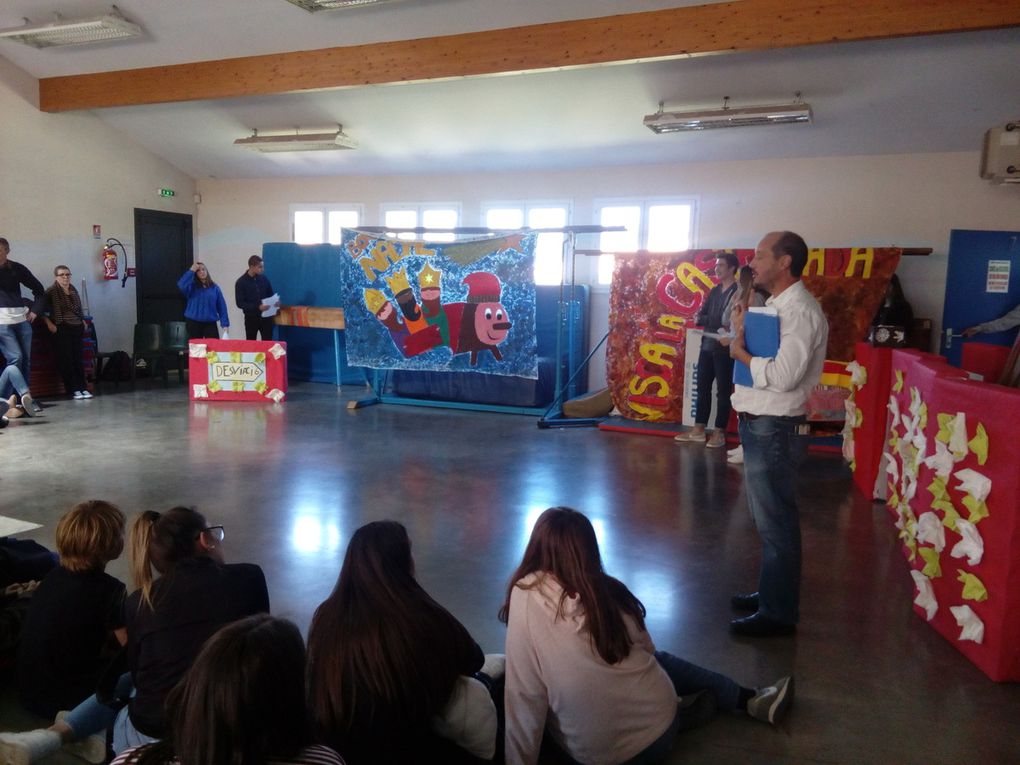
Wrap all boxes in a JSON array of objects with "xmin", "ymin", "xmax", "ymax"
[
  {"xmin": 924, "ymin": 439, "xmax": 955, "ymax": 479},
  {"xmin": 950, "ymin": 604, "xmax": 984, "ymax": 643},
  {"xmin": 916, "ymin": 512, "xmax": 946, "ymax": 552},
  {"xmin": 910, "ymin": 570, "xmax": 938, "ymax": 621},
  {"xmin": 953, "ymin": 468, "xmax": 991, "ymax": 503},
  {"xmin": 950, "ymin": 519, "xmax": 984, "ymax": 566},
  {"xmin": 192, "ymin": 384, "xmax": 209, "ymax": 399},
  {"xmin": 948, "ymin": 412, "xmax": 969, "ymax": 458},
  {"xmin": 189, "ymin": 343, "xmax": 208, "ymax": 358},
  {"xmin": 846, "ymin": 360, "xmax": 866, "ymax": 388},
  {"xmin": 268, "ymin": 343, "xmax": 287, "ymax": 360},
  {"xmin": 265, "ymin": 388, "xmax": 286, "ymax": 403}
]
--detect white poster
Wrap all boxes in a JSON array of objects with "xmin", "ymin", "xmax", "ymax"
[{"xmin": 986, "ymin": 260, "xmax": 1010, "ymax": 293}]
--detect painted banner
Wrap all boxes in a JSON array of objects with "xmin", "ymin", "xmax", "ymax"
[
  {"xmin": 188, "ymin": 339, "xmax": 288, "ymax": 402},
  {"xmin": 339, "ymin": 230, "xmax": 538, "ymax": 377},
  {"xmin": 607, "ymin": 247, "xmax": 901, "ymax": 422}
]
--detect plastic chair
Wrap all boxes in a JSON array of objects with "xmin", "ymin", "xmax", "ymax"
[
  {"xmin": 131, "ymin": 323, "xmax": 166, "ymax": 386},
  {"xmin": 162, "ymin": 321, "xmax": 189, "ymax": 384}
]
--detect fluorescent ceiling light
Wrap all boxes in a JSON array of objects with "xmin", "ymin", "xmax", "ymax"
[
  {"xmin": 0, "ymin": 9, "xmax": 142, "ymax": 48},
  {"xmin": 234, "ymin": 127, "xmax": 358, "ymax": 153},
  {"xmin": 283, "ymin": 0, "xmax": 406, "ymax": 11},
  {"xmin": 644, "ymin": 103, "xmax": 813, "ymax": 133}
]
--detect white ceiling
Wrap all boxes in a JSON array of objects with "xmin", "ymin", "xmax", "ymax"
[{"xmin": 1, "ymin": 0, "xmax": 1018, "ymax": 179}]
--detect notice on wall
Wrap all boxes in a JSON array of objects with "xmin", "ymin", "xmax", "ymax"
[{"xmin": 986, "ymin": 260, "xmax": 1010, "ymax": 293}]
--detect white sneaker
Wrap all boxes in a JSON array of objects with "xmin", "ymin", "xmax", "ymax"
[
  {"xmin": 54, "ymin": 711, "xmax": 106, "ymax": 763},
  {"xmin": 747, "ymin": 675, "xmax": 794, "ymax": 725},
  {"xmin": 674, "ymin": 430, "xmax": 706, "ymax": 443},
  {"xmin": 81, "ymin": 390, "xmax": 93, "ymax": 399},
  {"xmin": 727, "ymin": 446, "xmax": 744, "ymax": 464},
  {"xmin": 73, "ymin": 391, "xmax": 85, "ymax": 399}
]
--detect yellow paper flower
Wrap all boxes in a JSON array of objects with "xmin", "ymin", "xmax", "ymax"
[
  {"xmin": 208, "ymin": 380, "xmax": 222, "ymax": 393},
  {"xmin": 232, "ymin": 381, "xmax": 245, "ymax": 392},
  {"xmin": 919, "ymin": 547, "xmax": 942, "ymax": 578},
  {"xmin": 888, "ymin": 490, "xmax": 899, "ymax": 509},
  {"xmin": 206, "ymin": 352, "xmax": 219, "ymax": 363},
  {"xmin": 230, "ymin": 351, "xmax": 242, "ymax": 363},
  {"xmin": 936, "ymin": 412, "xmax": 954, "ymax": 445},
  {"xmin": 968, "ymin": 423, "xmax": 988, "ymax": 466},
  {"xmin": 927, "ymin": 476, "xmax": 948, "ymax": 501},
  {"xmin": 903, "ymin": 537, "xmax": 917, "ymax": 562},
  {"xmin": 893, "ymin": 369, "xmax": 904, "ymax": 393},
  {"xmin": 255, "ymin": 382, "xmax": 268, "ymax": 394},
  {"xmin": 850, "ymin": 459, "xmax": 856, "ymax": 472},
  {"xmin": 932, "ymin": 498, "xmax": 960, "ymax": 531},
  {"xmin": 255, "ymin": 353, "xmax": 266, "ymax": 363},
  {"xmin": 957, "ymin": 570, "xmax": 988, "ymax": 602},
  {"xmin": 918, "ymin": 402, "xmax": 928, "ymax": 431},
  {"xmin": 961, "ymin": 495, "xmax": 989, "ymax": 524}
]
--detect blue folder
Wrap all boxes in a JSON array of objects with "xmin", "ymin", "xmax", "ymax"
[{"xmin": 733, "ymin": 310, "xmax": 780, "ymax": 387}]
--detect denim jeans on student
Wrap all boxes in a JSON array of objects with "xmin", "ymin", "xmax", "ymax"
[
  {"xmin": 612, "ymin": 651, "xmax": 741, "ymax": 765},
  {"xmin": 0, "ymin": 320, "xmax": 33, "ymax": 379},
  {"xmin": 0, "ymin": 363, "xmax": 30, "ymax": 400},
  {"xmin": 738, "ymin": 414, "xmax": 810, "ymax": 625},
  {"xmin": 61, "ymin": 673, "xmax": 133, "ymax": 739}
]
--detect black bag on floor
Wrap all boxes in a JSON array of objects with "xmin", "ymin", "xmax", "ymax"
[{"xmin": 100, "ymin": 351, "xmax": 133, "ymax": 382}]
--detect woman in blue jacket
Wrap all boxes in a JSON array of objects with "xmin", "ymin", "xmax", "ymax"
[{"xmin": 177, "ymin": 263, "xmax": 229, "ymax": 339}]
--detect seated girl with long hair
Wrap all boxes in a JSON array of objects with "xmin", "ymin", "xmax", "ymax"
[
  {"xmin": 307, "ymin": 520, "xmax": 499, "ymax": 765},
  {"xmin": 111, "ymin": 614, "xmax": 343, "ymax": 765},
  {"xmin": 501, "ymin": 507, "xmax": 793, "ymax": 765}
]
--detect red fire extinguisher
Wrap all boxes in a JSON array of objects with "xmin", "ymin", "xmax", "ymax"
[{"xmin": 102, "ymin": 243, "xmax": 118, "ymax": 281}]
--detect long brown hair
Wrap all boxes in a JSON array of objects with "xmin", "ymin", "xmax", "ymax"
[
  {"xmin": 498, "ymin": 506, "xmax": 646, "ymax": 665},
  {"xmin": 307, "ymin": 520, "xmax": 476, "ymax": 744},
  {"xmin": 130, "ymin": 507, "xmax": 208, "ymax": 608},
  {"xmin": 123, "ymin": 615, "xmax": 310, "ymax": 765},
  {"xmin": 194, "ymin": 262, "xmax": 216, "ymax": 288}
]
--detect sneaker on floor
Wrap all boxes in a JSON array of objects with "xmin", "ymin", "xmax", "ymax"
[
  {"xmin": 747, "ymin": 675, "xmax": 794, "ymax": 725},
  {"xmin": 727, "ymin": 446, "xmax": 744, "ymax": 464},
  {"xmin": 0, "ymin": 729, "xmax": 62, "ymax": 765},
  {"xmin": 81, "ymin": 390, "xmax": 93, "ymax": 399},
  {"xmin": 73, "ymin": 390, "xmax": 85, "ymax": 399},
  {"xmin": 707, "ymin": 431, "xmax": 726, "ymax": 448},
  {"xmin": 54, "ymin": 712, "xmax": 106, "ymax": 764},
  {"xmin": 20, "ymin": 393, "xmax": 37, "ymax": 417},
  {"xmin": 674, "ymin": 430, "xmax": 706, "ymax": 443}
]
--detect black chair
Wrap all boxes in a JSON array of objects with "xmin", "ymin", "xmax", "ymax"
[
  {"xmin": 87, "ymin": 321, "xmax": 126, "ymax": 391},
  {"xmin": 130, "ymin": 323, "xmax": 166, "ymax": 386},
  {"xmin": 162, "ymin": 321, "xmax": 189, "ymax": 384}
]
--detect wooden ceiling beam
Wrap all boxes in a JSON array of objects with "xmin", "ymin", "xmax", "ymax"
[{"xmin": 39, "ymin": 0, "xmax": 1020, "ymax": 112}]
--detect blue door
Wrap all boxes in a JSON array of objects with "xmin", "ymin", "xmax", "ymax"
[{"xmin": 940, "ymin": 229, "xmax": 1020, "ymax": 367}]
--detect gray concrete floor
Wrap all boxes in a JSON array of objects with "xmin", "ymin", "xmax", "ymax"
[{"xmin": 2, "ymin": 380, "xmax": 1018, "ymax": 763}]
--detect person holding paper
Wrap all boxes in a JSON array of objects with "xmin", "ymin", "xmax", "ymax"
[
  {"xmin": 178, "ymin": 262, "xmax": 230, "ymax": 339},
  {"xmin": 727, "ymin": 231, "xmax": 828, "ymax": 638},
  {"xmin": 234, "ymin": 255, "xmax": 276, "ymax": 341},
  {"xmin": 676, "ymin": 252, "xmax": 740, "ymax": 448}
]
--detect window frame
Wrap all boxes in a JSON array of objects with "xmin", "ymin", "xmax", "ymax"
[
  {"xmin": 289, "ymin": 203, "xmax": 364, "ymax": 244},
  {"xmin": 592, "ymin": 197, "xmax": 699, "ymax": 286}
]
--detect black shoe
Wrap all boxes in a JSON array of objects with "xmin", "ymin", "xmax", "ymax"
[
  {"xmin": 676, "ymin": 689, "xmax": 718, "ymax": 732},
  {"xmin": 731, "ymin": 592, "xmax": 759, "ymax": 612},
  {"xmin": 730, "ymin": 612, "xmax": 796, "ymax": 637}
]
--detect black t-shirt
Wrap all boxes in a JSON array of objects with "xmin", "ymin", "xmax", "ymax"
[
  {"xmin": 16, "ymin": 566, "xmax": 126, "ymax": 717},
  {"xmin": 124, "ymin": 557, "xmax": 270, "ymax": 737}
]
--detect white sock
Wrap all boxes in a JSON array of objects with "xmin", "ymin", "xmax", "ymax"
[{"xmin": 0, "ymin": 729, "xmax": 62, "ymax": 764}]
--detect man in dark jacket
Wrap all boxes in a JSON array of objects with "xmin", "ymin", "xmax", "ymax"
[
  {"xmin": 0, "ymin": 238, "xmax": 46, "ymax": 412},
  {"xmin": 234, "ymin": 255, "xmax": 276, "ymax": 340}
]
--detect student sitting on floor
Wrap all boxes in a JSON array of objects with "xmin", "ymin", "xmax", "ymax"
[
  {"xmin": 15, "ymin": 500, "xmax": 126, "ymax": 719},
  {"xmin": 110, "ymin": 614, "xmax": 344, "ymax": 765},
  {"xmin": 307, "ymin": 520, "xmax": 502, "ymax": 765},
  {"xmin": 0, "ymin": 507, "xmax": 270, "ymax": 763},
  {"xmin": 501, "ymin": 507, "xmax": 794, "ymax": 765}
]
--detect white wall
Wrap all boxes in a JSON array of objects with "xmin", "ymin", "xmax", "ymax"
[
  {"xmin": 196, "ymin": 153, "xmax": 1020, "ymax": 388},
  {"xmin": 0, "ymin": 56, "xmax": 196, "ymax": 354}
]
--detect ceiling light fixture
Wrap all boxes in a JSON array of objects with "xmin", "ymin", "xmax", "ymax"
[
  {"xmin": 283, "ymin": 0, "xmax": 406, "ymax": 11},
  {"xmin": 0, "ymin": 6, "xmax": 142, "ymax": 48},
  {"xmin": 233, "ymin": 126, "xmax": 358, "ymax": 153},
  {"xmin": 644, "ymin": 95, "xmax": 813, "ymax": 133}
]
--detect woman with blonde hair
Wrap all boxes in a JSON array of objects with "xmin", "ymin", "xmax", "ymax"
[{"xmin": 501, "ymin": 507, "xmax": 793, "ymax": 765}]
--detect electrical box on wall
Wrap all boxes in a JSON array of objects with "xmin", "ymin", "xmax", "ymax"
[{"xmin": 980, "ymin": 122, "xmax": 1020, "ymax": 184}]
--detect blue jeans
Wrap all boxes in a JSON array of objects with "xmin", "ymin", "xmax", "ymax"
[
  {"xmin": 61, "ymin": 673, "xmax": 133, "ymax": 740},
  {"xmin": 0, "ymin": 321, "xmax": 32, "ymax": 380},
  {"xmin": 0, "ymin": 364, "xmax": 30, "ymax": 399},
  {"xmin": 739, "ymin": 414, "xmax": 809, "ymax": 625}
]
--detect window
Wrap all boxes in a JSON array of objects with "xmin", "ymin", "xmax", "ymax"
[
  {"xmin": 594, "ymin": 199, "xmax": 697, "ymax": 284},
  {"xmin": 380, "ymin": 204, "xmax": 461, "ymax": 242},
  {"xmin": 290, "ymin": 205, "xmax": 362, "ymax": 244},
  {"xmin": 482, "ymin": 202, "xmax": 571, "ymax": 285}
]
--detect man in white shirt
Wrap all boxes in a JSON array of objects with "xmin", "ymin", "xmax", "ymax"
[{"xmin": 727, "ymin": 231, "xmax": 828, "ymax": 637}]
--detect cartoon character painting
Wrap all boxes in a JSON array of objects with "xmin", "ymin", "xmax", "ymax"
[{"xmin": 456, "ymin": 271, "xmax": 513, "ymax": 365}]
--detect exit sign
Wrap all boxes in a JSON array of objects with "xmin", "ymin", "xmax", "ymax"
[{"xmin": 158, "ymin": 188, "xmax": 175, "ymax": 197}]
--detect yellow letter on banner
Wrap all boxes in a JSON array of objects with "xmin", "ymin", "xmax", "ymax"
[
  {"xmin": 675, "ymin": 262, "xmax": 714, "ymax": 295},
  {"xmin": 628, "ymin": 375, "xmax": 669, "ymax": 397},
  {"xmin": 845, "ymin": 247, "xmax": 874, "ymax": 278},
  {"xmin": 804, "ymin": 248, "xmax": 825, "ymax": 276},
  {"xmin": 359, "ymin": 240, "xmax": 403, "ymax": 280},
  {"xmin": 640, "ymin": 343, "xmax": 677, "ymax": 369},
  {"xmin": 658, "ymin": 315, "xmax": 685, "ymax": 331}
]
